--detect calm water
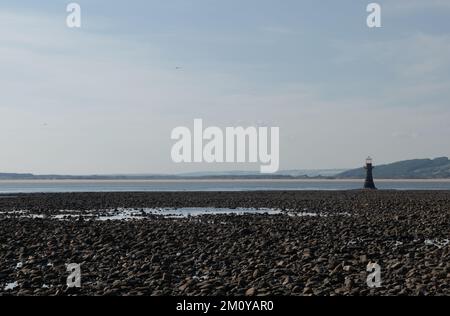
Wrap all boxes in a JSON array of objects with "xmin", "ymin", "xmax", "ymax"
[{"xmin": 0, "ymin": 180, "xmax": 450, "ymax": 193}]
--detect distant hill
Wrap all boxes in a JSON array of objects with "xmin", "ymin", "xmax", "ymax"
[
  {"xmin": 179, "ymin": 169, "xmax": 345, "ymax": 178},
  {"xmin": 337, "ymin": 157, "xmax": 450, "ymax": 179},
  {"xmin": 0, "ymin": 173, "xmax": 35, "ymax": 180}
]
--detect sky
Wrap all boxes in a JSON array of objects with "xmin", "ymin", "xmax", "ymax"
[{"xmin": 0, "ymin": 0, "xmax": 450, "ymax": 174}]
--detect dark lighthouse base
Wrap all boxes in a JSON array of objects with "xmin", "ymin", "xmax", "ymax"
[{"xmin": 364, "ymin": 178, "xmax": 377, "ymax": 190}]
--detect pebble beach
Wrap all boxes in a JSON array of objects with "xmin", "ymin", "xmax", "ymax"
[{"xmin": 0, "ymin": 191, "xmax": 449, "ymax": 296}]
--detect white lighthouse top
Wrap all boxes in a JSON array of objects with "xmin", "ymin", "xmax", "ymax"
[{"xmin": 366, "ymin": 156, "xmax": 373, "ymax": 165}]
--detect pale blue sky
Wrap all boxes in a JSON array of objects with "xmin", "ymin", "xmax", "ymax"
[{"xmin": 1, "ymin": 0, "xmax": 449, "ymax": 174}]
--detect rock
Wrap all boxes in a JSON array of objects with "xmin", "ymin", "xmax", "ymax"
[
  {"xmin": 282, "ymin": 275, "xmax": 292, "ymax": 286},
  {"xmin": 303, "ymin": 287, "xmax": 313, "ymax": 295},
  {"xmin": 344, "ymin": 277, "xmax": 353, "ymax": 289},
  {"xmin": 360, "ymin": 255, "xmax": 368, "ymax": 263},
  {"xmin": 245, "ymin": 287, "xmax": 256, "ymax": 296}
]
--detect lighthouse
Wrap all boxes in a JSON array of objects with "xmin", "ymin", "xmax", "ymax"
[{"xmin": 364, "ymin": 157, "xmax": 377, "ymax": 190}]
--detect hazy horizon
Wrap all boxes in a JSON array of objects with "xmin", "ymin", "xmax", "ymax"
[
  {"xmin": 0, "ymin": 168, "xmax": 347, "ymax": 176},
  {"xmin": 1, "ymin": 156, "xmax": 449, "ymax": 177},
  {"xmin": 1, "ymin": 0, "xmax": 450, "ymax": 174}
]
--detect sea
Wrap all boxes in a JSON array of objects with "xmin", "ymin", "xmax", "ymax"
[{"xmin": 0, "ymin": 179, "xmax": 450, "ymax": 193}]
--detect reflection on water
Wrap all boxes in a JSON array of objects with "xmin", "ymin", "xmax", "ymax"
[
  {"xmin": 0, "ymin": 208, "xmax": 284, "ymax": 220},
  {"xmin": 0, "ymin": 208, "xmax": 357, "ymax": 221},
  {"xmin": 424, "ymin": 239, "xmax": 450, "ymax": 249},
  {"xmin": 100, "ymin": 208, "xmax": 284, "ymax": 219},
  {"xmin": 3, "ymin": 282, "xmax": 18, "ymax": 291}
]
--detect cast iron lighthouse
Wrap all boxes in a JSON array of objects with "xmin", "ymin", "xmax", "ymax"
[{"xmin": 364, "ymin": 157, "xmax": 377, "ymax": 190}]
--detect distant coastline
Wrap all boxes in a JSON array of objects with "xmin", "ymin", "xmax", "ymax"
[
  {"xmin": 1, "ymin": 178, "xmax": 450, "ymax": 183},
  {"xmin": 1, "ymin": 157, "xmax": 449, "ymax": 180}
]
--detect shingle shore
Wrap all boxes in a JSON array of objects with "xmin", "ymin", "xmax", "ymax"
[{"xmin": 0, "ymin": 191, "xmax": 449, "ymax": 296}]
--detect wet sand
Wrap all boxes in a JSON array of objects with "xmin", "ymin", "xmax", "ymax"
[{"xmin": 0, "ymin": 191, "xmax": 449, "ymax": 296}]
